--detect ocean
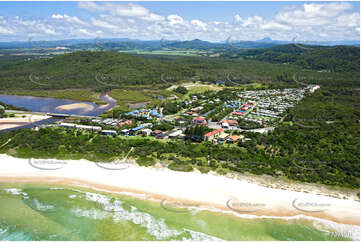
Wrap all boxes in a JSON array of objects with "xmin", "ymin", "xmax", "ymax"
[{"xmin": 0, "ymin": 183, "xmax": 356, "ymax": 241}]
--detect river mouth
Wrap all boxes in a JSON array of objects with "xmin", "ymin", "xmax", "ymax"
[{"xmin": 0, "ymin": 94, "xmax": 116, "ymax": 116}]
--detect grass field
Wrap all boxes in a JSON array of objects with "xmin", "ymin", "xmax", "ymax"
[
  {"xmin": 108, "ymin": 89, "xmax": 152, "ymax": 110},
  {"xmin": 183, "ymin": 84, "xmax": 223, "ymax": 98},
  {"xmin": 119, "ymin": 49, "xmax": 209, "ymax": 56}
]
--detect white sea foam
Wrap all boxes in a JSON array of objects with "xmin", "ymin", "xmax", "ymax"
[
  {"xmin": 21, "ymin": 192, "xmax": 29, "ymax": 199},
  {"xmin": 0, "ymin": 227, "xmax": 7, "ymax": 235},
  {"xmin": 193, "ymin": 206, "xmax": 360, "ymax": 241},
  {"xmin": 39, "ymin": 186, "xmax": 361, "ymax": 241},
  {"xmin": 70, "ymin": 207, "xmax": 108, "ymax": 220},
  {"xmin": 31, "ymin": 198, "xmax": 55, "ymax": 212},
  {"xmin": 312, "ymin": 219, "xmax": 360, "ymax": 241},
  {"xmin": 49, "ymin": 186, "xmax": 359, "ymax": 241},
  {"xmin": 184, "ymin": 229, "xmax": 224, "ymax": 241},
  {"xmin": 69, "ymin": 190, "xmax": 223, "ymax": 241},
  {"xmin": 4, "ymin": 188, "xmax": 22, "ymax": 195},
  {"xmin": 3, "ymin": 188, "xmax": 29, "ymax": 200}
]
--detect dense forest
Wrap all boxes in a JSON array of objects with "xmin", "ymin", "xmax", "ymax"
[
  {"xmin": 0, "ymin": 45, "xmax": 359, "ymax": 93},
  {"xmin": 228, "ymin": 45, "xmax": 360, "ymax": 73}
]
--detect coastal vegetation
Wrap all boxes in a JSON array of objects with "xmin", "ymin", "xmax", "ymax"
[{"xmin": 1, "ymin": 85, "xmax": 359, "ymax": 190}]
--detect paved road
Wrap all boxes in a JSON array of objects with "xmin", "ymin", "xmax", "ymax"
[{"xmin": 5, "ymin": 110, "xmax": 98, "ymax": 119}]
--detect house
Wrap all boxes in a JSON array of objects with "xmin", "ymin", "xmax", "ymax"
[
  {"xmin": 192, "ymin": 117, "xmax": 207, "ymax": 125},
  {"xmin": 60, "ymin": 122, "xmax": 76, "ymax": 128},
  {"xmin": 60, "ymin": 123, "xmax": 102, "ymax": 132},
  {"xmin": 168, "ymin": 130, "xmax": 183, "ymax": 139},
  {"xmin": 232, "ymin": 111, "xmax": 246, "ymax": 116},
  {"xmin": 204, "ymin": 128, "xmax": 224, "ymax": 141},
  {"xmin": 221, "ymin": 120, "xmax": 238, "ymax": 128},
  {"xmin": 218, "ymin": 133, "xmax": 229, "ymax": 143},
  {"xmin": 221, "ymin": 122, "xmax": 229, "ymax": 129},
  {"xmin": 156, "ymin": 133, "xmax": 168, "ymax": 139},
  {"xmin": 151, "ymin": 130, "xmax": 163, "ymax": 136},
  {"xmin": 76, "ymin": 124, "xmax": 102, "ymax": 132},
  {"xmin": 226, "ymin": 135, "xmax": 243, "ymax": 143},
  {"xmin": 102, "ymin": 130, "xmax": 117, "ymax": 136},
  {"xmin": 141, "ymin": 128, "xmax": 152, "ymax": 136},
  {"xmin": 130, "ymin": 125, "xmax": 146, "ymax": 135},
  {"xmin": 118, "ymin": 120, "xmax": 132, "ymax": 127},
  {"xmin": 120, "ymin": 129, "xmax": 130, "ymax": 135},
  {"xmin": 150, "ymin": 110, "xmax": 162, "ymax": 118},
  {"xmin": 178, "ymin": 120, "xmax": 185, "ymax": 126},
  {"xmin": 187, "ymin": 111, "xmax": 197, "ymax": 116}
]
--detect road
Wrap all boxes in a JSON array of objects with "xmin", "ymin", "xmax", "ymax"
[{"xmin": 5, "ymin": 110, "xmax": 98, "ymax": 119}]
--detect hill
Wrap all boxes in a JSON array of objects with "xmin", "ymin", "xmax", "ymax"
[
  {"xmin": 0, "ymin": 51, "xmax": 195, "ymax": 90},
  {"xmin": 0, "ymin": 45, "xmax": 359, "ymax": 94},
  {"xmin": 232, "ymin": 44, "xmax": 360, "ymax": 72}
]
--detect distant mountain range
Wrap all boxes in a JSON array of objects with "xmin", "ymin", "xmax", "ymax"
[{"xmin": 0, "ymin": 37, "xmax": 359, "ymax": 49}]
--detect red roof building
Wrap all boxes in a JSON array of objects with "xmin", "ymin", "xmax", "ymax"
[
  {"xmin": 204, "ymin": 128, "xmax": 224, "ymax": 141},
  {"xmin": 192, "ymin": 117, "xmax": 207, "ymax": 125},
  {"xmin": 118, "ymin": 120, "xmax": 132, "ymax": 127},
  {"xmin": 232, "ymin": 111, "xmax": 246, "ymax": 116},
  {"xmin": 226, "ymin": 135, "xmax": 242, "ymax": 143},
  {"xmin": 222, "ymin": 120, "xmax": 238, "ymax": 126}
]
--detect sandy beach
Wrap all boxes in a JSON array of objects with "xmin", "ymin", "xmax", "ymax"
[
  {"xmin": 0, "ymin": 154, "xmax": 359, "ymax": 229},
  {"xmin": 0, "ymin": 115, "xmax": 50, "ymax": 130}
]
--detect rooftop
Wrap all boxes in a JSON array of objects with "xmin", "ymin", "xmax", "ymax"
[{"xmin": 205, "ymin": 128, "xmax": 223, "ymax": 137}]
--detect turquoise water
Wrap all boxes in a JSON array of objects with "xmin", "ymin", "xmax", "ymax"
[{"xmin": 0, "ymin": 183, "xmax": 356, "ymax": 241}]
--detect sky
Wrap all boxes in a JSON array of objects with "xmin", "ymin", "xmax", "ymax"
[{"xmin": 0, "ymin": 1, "xmax": 359, "ymax": 42}]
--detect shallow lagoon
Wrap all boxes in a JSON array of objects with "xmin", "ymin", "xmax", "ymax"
[{"xmin": 0, "ymin": 94, "xmax": 115, "ymax": 116}]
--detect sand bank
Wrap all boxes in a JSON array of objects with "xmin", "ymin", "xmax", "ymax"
[{"xmin": 55, "ymin": 103, "xmax": 94, "ymax": 113}]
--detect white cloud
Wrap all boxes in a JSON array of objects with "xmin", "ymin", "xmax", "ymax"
[
  {"xmin": 275, "ymin": 2, "xmax": 353, "ymax": 26},
  {"xmin": 51, "ymin": 14, "xmax": 65, "ymax": 19},
  {"xmin": 91, "ymin": 18, "xmax": 118, "ymax": 30},
  {"xmin": 0, "ymin": 26, "xmax": 15, "ymax": 34},
  {"xmin": 191, "ymin": 20, "xmax": 207, "ymax": 31},
  {"xmin": 51, "ymin": 14, "xmax": 84, "ymax": 25},
  {"xmin": 0, "ymin": 2, "xmax": 359, "ymax": 42},
  {"xmin": 260, "ymin": 21, "xmax": 292, "ymax": 31},
  {"xmin": 78, "ymin": 2, "xmax": 164, "ymax": 22},
  {"xmin": 336, "ymin": 13, "xmax": 360, "ymax": 28},
  {"xmin": 167, "ymin": 14, "xmax": 184, "ymax": 25},
  {"xmin": 78, "ymin": 28, "xmax": 93, "ymax": 36}
]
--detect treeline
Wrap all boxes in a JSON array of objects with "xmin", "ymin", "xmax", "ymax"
[{"xmin": 0, "ymin": 101, "xmax": 28, "ymax": 111}]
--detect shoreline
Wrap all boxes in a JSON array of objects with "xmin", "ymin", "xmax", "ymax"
[{"xmin": 0, "ymin": 154, "xmax": 359, "ymax": 229}]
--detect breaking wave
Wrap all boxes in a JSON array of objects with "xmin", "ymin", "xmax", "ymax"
[{"xmin": 70, "ymin": 190, "xmax": 224, "ymax": 241}]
